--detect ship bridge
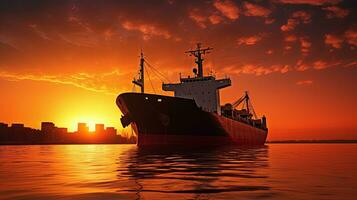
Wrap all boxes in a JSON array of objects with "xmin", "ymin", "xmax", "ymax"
[{"xmin": 162, "ymin": 44, "xmax": 231, "ymax": 114}]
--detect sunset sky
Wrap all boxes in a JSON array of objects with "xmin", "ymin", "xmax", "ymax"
[{"xmin": 0, "ymin": 0, "xmax": 356, "ymax": 140}]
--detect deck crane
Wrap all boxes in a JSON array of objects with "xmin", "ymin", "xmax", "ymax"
[{"xmin": 224, "ymin": 91, "xmax": 258, "ymax": 120}]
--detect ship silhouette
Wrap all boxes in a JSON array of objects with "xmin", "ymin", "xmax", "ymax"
[{"xmin": 116, "ymin": 43, "xmax": 268, "ymax": 146}]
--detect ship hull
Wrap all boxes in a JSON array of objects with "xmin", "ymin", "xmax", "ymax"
[{"xmin": 116, "ymin": 93, "xmax": 268, "ymax": 146}]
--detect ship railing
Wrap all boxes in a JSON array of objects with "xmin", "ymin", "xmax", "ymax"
[{"xmin": 180, "ymin": 75, "xmax": 215, "ymax": 82}]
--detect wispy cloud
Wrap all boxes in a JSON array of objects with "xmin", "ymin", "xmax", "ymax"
[
  {"xmin": 324, "ymin": 34, "xmax": 343, "ymax": 48},
  {"xmin": 237, "ymin": 34, "xmax": 265, "ymax": 46},
  {"xmin": 295, "ymin": 59, "xmax": 310, "ymax": 71},
  {"xmin": 300, "ymin": 37, "xmax": 312, "ymax": 55},
  {"xmin": 344, "ymin": 27, "xmax": 357, "ymax": 46},
  {"xmin": 324, "ymin": 27, "xmax": 357, "ymax": 49},
  {"xmin": 313, "ymin": 60, "xmax": 328, "ymax": 70},
  {"xmin": 281, "ymin": 19, "xmax": 299, "ymax": 32},
  {"xmin": 219, "ymin": 58, "xmax": 351, "ymax": 77},
  {"xmin": 28, "ymin": 24, "xmax": 51, "ymax": 40},
  {"xmin": 208, "ymin": 14, "xmax": 223, "ymax": 25},
  {"xmin": 213, "ymin": 0, "xmax": 239, "ymax": 20},
  {"xmin": 281, "ymin": 11, "xmax": 311, "ymax": 32},
  {"xmin": 121, "ymin": 20, "xmax": 172, "ymax": 40},
  {"xmin": 313, "ymin": 60, "xmax": 341, "ymax": 69},
  {"xmin": 189, "ymin": 9, "xmax": 209, "ymax": 28},
  {"xmin": 345, "ymin": 61, "xmax": 357, "ymax": 68},
  {"xmin": 223, "ymin": 64, "xmax": 290, "ymax": 76},
  {"xmin": 243, "ymin": 2, "xmax": 271, "ymax": 18},
  {"xmin": 0, "ymin": 70, "xmax": 129, "ymax": 95},
  {"xmin": 296, "ymin": 80, "xmax": 313, "ymax": 85},
  {"xmin": 322, "ymin": 6, "xmax": 349, "ymax": 19},
  {"xmin": 275, "ymin": 0, "xmax": 341, "ymax": 6}
]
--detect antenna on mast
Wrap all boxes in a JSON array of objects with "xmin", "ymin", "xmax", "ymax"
[
  {"xmin": 185, "ymin": 43, "xmax": 212, "ymax": 78},
  {"xmin": 132, "ymin": 50, "xmax": 145, "ymax": 93}
]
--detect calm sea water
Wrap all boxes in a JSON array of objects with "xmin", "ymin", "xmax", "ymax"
[{"xmin": 0, "ymin": 144, "xmax": 356, "ymax": 200}]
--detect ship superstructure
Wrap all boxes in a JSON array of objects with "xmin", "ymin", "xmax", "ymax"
[
  {"xmin": 162, "ymin": 44, "xmax": 231, "ymax": 114},
  {"xmin": 116, "ymin": 44, "xmax": 268, "ymax": 146}
]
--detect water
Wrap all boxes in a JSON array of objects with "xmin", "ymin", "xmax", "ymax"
[{"xmin": 0, "ymin": 144, "xmax": 356, "ymax": 200}]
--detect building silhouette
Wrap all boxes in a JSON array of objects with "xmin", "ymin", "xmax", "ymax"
[
  {"xmin": 0, "ymin": 123, "xmax": 8, "ymax": 128},
  {"xmin": 77, "ymin": 123, "xmax": 89, "ymax": 133},
  {"xmin": 57, "ymin": 127, "xmax": 67, "ymax": 134},
  {"xmin": 41, "ymin": 122, "xmax": 55, "ymax": 133},
  {"xmin": 95, "ymin": 124, "xmax": 105, "ymax": 133},
  {"xmin": 0, "ymin": 121, "xmax": 136, "ymax": 145},
  {"xmin": 11, "ymin": 123, "xmax": 24, "ymax": 128},
  {"xmin": 106, "ymin": 127, "xmax": 117, "ymax": 135}
]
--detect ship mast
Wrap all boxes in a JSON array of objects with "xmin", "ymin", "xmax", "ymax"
[
  {"xmin": 185, "ymin": 43, "xmax": 213, "ymax": 78},
  {"xmin": 132, "ymin": 51, "xmax": 145, "ymax": 93},
  {"xmin": 244, "ymin": 91, "xmax": 250, "ymax": 115}
]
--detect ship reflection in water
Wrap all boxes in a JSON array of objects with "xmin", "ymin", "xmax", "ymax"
[
  {"xmin": 0, "ymin": 144, "xmax": 356, "ymax": 200},
  {"xmin": 120, "ymin": 146, "xmax": 270, "ymax": 200}
]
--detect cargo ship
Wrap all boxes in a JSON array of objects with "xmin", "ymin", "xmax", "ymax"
[{"xmin": 116, "ymin": 44, "xmax": 268, "ymax": 146}]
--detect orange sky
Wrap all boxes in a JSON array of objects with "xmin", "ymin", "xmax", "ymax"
[{"xmin": 0, "ymin": 0, "xmax": 356, "ymax": 140}]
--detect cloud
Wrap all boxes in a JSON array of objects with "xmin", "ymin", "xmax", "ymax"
[
  {"xmin": 68, "ymin": 16, "xmax": 93, "ymax": 33},
  {"xmin": 322, "ymin": 6, "xmax": 349, "ymax": 19},
  {"xmin": 281, "ymin": 11, "xmax": 311, "ymax": 32},
  {"xmin": 297, "ymin": 59, "xmax": 342, "ymax": 71},
  {"xmin": 28, "ymin": 24, "xmax": 51, "ymax": 40},
  {"xmin": 209, "ymin": 14, "xmax": 223, "ymax": 25},
  {"xmin": 121, "ymin": 20, "xmax": 172, "ymax": 40},
  {"xmin": 275, "ymin": 0, "xmax": 341, "ymax": 6},
  {"xmin": 312, "ymin": 60, "xmax": 341, "ymax": 70},
  {"xmin": 221, "ymin": 59, "xmax": 348, "ymax": 77},
  {"xmin": 313, "ymin": 60, "xmax": 328, "ymax": 69},
  {"xmin": 292, "ymin": 11, "xmax": 312, "ymax": 23},
  {"xmin": 213, "ymin": 0, "xmax": 239, "ymax": 20},
  {"xmin": 296, "ymin": 80, "xmax": 313, "ymax": 85},
  {"xmin": 345, "ymin": 61, "xmax": 357, "ymax": 68},
  {"xmin": 0, "ymin": 70, "xmax": 129, "ymax": 95},
  {"xmin": 324, "ymin": 28, "xmax": 357, "ymax": 49},
  {"xmin": 324, "ymin": 34, "xmax": 343, "ymax": 48},
  {"xmin": 189, "ymin": 7, "xmax": 226, "ymax": 28},
  {"xmin": 190, "ymin": 1, "xmax": 270, "ymax": 28},
  {"xmin": 284, "ymin": 35, "xmax": 298, "ymax": 42},
  {"xmin": 300, "ymin": 37, "xmax": 311, "ymax": 55},
  {"xmin": 237, "ymin": 34, "xmax": 264, "ymax": 45},
  {"xmin": 189, "ymin": 9, "xmax": 209, "ymax": 28},
  {"xmin": 27, "ymin": 14, "xmax": 105, "ymax": 48},
  {"xmin": 225, "ymin": 64, "xmax": 291, "ymax": 76},
  {"xmin": 295, "ymin": 60, "xmax": 310, "ymax": 71},
  {"xmin": 281, "ymin": 19, "xmax": 299, "ymax": 32},
  {"xmin": 0, "ymin": 0, "xmax": 355, "ymax": 79},
  {"xmin": 344, "ymin": 28, "xmax": 357, "ymax": 46},
  {"xmin": 58, "ymin": 33, "xmax": 100, "ymax": 48},
  {"xmin": 243, "ymin": 2, "xmax": 271, "ymax": 18}
]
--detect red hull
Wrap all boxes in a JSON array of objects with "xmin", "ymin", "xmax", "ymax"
[
  {"xmin": 212, "ymin": 113, "xmax": 268, "ymax": 145},
  {"xmin": 135, "ymin": 113, "xmax": 268, "ymax": 146}
]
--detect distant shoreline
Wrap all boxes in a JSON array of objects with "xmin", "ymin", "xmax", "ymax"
[
  {"xmin": 1, "ymin": 140, "xmax": 357, "ymax": 145},
  {"xmin": 267, "ymin": 140, "xmax": 357, "ymax": 144},
  {"xmin": 0, "ymin": 142, "xmax": 135, "ymax": 145},
  {"xmin": 0, "ymin": 143, "xmax": 135, "ymax": 146}
]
